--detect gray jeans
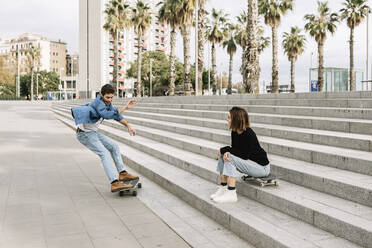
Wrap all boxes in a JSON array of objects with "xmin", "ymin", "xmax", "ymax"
[{"xmin": 216, "ymin": 154, "xmax": 270, "ymax": 178}]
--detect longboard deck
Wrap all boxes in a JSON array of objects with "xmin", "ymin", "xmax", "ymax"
[
  {"xmin": 241, "ymin": 174, "xmax": 279, "ymax": 187},
  {"xmin": 119, "ymin": 178, "xmax": 142, "ymax": 196}
]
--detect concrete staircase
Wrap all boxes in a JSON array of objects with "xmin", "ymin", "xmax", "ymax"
[{"xmin": 51, "ymin": 92, "xmax": 372, "ymax": 248}]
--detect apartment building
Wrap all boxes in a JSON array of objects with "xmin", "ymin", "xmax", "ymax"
[
  {"xmin": 79, "ymin": 0, "xmax": 168, "ymax": 98},
  {"xmin": 0, "ymin": 33, "xmax": 67, "ymax": 76}
]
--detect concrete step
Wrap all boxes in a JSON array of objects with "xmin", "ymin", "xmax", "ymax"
[
  {"xmin": 52, "ymin": 109, "xmax": 372, "ymax": 248},
  {"xmin": 128, "ymin": 102, "xmax": 372, "ymax": 120},
  {"xmin": 131, "ymin": 91, "xmax": 372, "ymax": 100},
  {"xmin": 54, "ymin": 113, "xmax": 365, "ymax": 248},
  {"xmin": 54, "ymin": 104, "xmax": 372, "ymax": 152},
  {"xmin": 58, "ymin": 102, "xmax": 372, "ymax": 136},
  {"xmin": 133, "ymin": 172, "xmax": 253, "ymax": 248},
  {"xmin": 118, "ymin": 96, "xmax": 372, "ymax": 108},
  {"xmin": 52, "ymin": 106, "xmax": 372, "ymax": 201},
  {"xmin": 122, "ymin": 106, "xmax": 372, "ymax": 135}
]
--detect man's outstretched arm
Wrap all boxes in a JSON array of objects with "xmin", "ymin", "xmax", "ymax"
[
  {"xmin": 119, "ymin": 119, "xmax": 136, "ymax": 136},
  {"xmin": 118, "ymin": 99, "xmax": 137, "ymax": 115}
]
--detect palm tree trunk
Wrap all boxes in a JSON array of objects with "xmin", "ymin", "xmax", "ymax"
[
  {"xmin": 211, "ymin": 43, "xmax": 217, "ymax": 95},
  {"xmin": 169, "ymin": 29, "xmax": 176, "ymax": 96},
  {"xmin": 197, "ymin": 6, "xmax": 206, "ymax": 95},
  {"xmin": 182, "ymin": 25, "xmax": 191, "ymax": 96},
  {"xmin": 245, "ymin": 0, "xmax": 260, "ymax": 94},
  {"xmin": 271, "ymin": 25, "xmax": 279, "ymax": 93},
  {"xmin": 290, "ymin": 57, "xmax": 295, "ymax": 92},
  {"xmin": 349, "ymin": 26, "xmax": 355, "ymax": 91},
  {"xmin": 318, "ymin": 42, "xmax": 324, "ymax": 92},
  {"xmin": 228, "ymin": 53, "xmax": 233, "ymax": 94},
  {"xmin": 30, "ymin": 69, "xmax": 34, "ymax": 101},
  {"xmin": 113, "ymin": 30, "xmax": 118, "ymax": 94},
  {"xmin": 137, "ymin": 32, "xmax": 142, "ymax": 97},
  {"xmin": 241, "ymin": 45, "xmax": 249, "ymax": 92}
]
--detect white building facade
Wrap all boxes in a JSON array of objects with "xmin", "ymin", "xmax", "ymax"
[
  {"xmin": 79, "ymin": 0, "xmax": 167, "ymax": 98},
  {"xmin": 0, "ymin": 33, "xmax": 66, "ymax": 75}
]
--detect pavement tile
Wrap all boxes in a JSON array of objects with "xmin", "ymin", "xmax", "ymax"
[{"xmin": 0, "ymin": 102, "xmax": 190, "ymax": 248}]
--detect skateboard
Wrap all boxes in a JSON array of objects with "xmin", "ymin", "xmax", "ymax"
[
  {"xmin": 241, "ymin": 174, "xmax": 279, "ymax": 187},
  {"xmin": 118, "ymin": 178, "xmax": 142, "ymax": 196}
]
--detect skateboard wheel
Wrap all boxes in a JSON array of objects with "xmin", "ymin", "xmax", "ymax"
[
  {"xmin": 132, "ymin": 191, "xmax": 137, "ymax": 196},
  {"xmin": 274, "ymin": 181, "xmax": 279, "ymax": 186},
  {"xmin": 260, "ymin": 183, "xmax": 264, "ymax": 187},
  {"xmin": 138, "ymin": 183, "xmax": 142, "ymax": 188},
  {"xmin": 119, "ymin": 191, "xmax": 124, "ymax": 197}
]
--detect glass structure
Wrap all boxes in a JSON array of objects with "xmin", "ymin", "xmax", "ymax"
[{"xmin": 309, "ymin": 67, "xmax": 364, "ymax": 92}]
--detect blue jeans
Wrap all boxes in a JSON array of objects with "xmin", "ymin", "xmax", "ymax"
[
  {"xmin": 77, "ymin": 131, "xmax": 125, "ymax": 183},
  {"xmin": 216, "ymin": 154, "xmax": 270, "ymax": 178}
]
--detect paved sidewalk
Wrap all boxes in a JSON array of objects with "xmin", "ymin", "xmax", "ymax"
[{"xmin": 0, "ymin": 101, "xmax": 190, "ymax": 248}]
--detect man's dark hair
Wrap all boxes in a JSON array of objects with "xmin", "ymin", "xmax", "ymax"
[{"xmin": 101, "ymin": 84, "xmax": 115, "ymax": 96}]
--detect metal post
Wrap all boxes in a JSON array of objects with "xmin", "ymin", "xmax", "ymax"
[
  {"xmin": 61, "ymin": 68, "xmax": 66, "ymax": 100},
  {"xmin": 208, "ymin": 42, "xmax": 210, "ymax": 94},
  {"xmin": 220, "ymin": 72, "xmax": 222, "ymax": 95},
  {"xmin": 309, "ymin": 52, "xmax": 313, "ymax": 91},
  {"xmin": 150, "ymin": 58, "xmax": 153, "ymax": 97},
  {"xmin": 72, "ymin": 57, "xmax": 77, "ymax": 99},
  {"xmin": 117, "ymin": 31, "xmax": 119, "ymax": 97},
  {"xmin": 195, "ymin": 0, "xmax": 199, "ymax": 96},
  {"xmin": 367, "ymin": 14, "xmax": 369, "ymax": 90},
  {"xmin": 17, "ymin": 46, "xmax": 20, "ymax": 98},
  {"xmin": 59, "ymin": 69, "xmax": 62, "ymax": 100},
  {"xmin": 86, "ymin": 0, "xmax": 90, "ymax": 99},
  {"xmin": 220, "ymin": 63, "xmax": 223, "ymax": 95},
  {"xmin": 36, "ymin": 73, "xmax": 39, "ymax": 100}
]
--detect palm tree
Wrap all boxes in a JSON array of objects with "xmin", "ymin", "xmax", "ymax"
[
  {"xmin": 244, "ymin": 0, "xmax": 260, "ymax": 93},
  {"xmin": 223, "ymin": 24, "xmax": 237, "ymax": 95},
  {"xmin": 305, "ymin": 1, "xmax": 339, "ymax": 92},
  {"xmin": 197, "ymin": 0, "xmax": 208, "ymax": 95},
  {"xmin": 26, "ymin": 45, "xmax": 41, "ymax": 101},
  {"xmin": 340, "ymin": 0, "xmax": 371, "ymax": 91},
  {"xmin": 282, "ymin": 27, "xmax": 306, "ymax": 92},
  {"xmin": 259, "ymin": 0, "xmax": 293, "ymax": 93},
  {"xmin": 207, "ymin": 8, "xmax": 228, "ymax": 95},
  {"xmin": 103, "ymin": 0, "xmax": 130, "ymax": 95},
  {"xmin": 258, "ymin": 26, "xmax": 270, "ymax": 54},
  {"xmin": 158, "ymin": 0, "xmax": 183, "ymax": 96},
  {"xmin": 236, "ymin": 11, "xmax": 270, "ymax": 92},
  {"xmin": 131, "ymin": 0, "xmax": 152, "ymax": 97},
  {"xmin": 235, "ymin": 11, "xmax": 249, "ymax": 92},
  {"xmin": 176, "ymin": 0, "xmax": 195, "ymax": 95}
]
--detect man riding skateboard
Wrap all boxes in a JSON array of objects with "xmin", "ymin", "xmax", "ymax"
[{"xmin": 71, "ymin": 84, "xmax": 139, "ymax": 192}]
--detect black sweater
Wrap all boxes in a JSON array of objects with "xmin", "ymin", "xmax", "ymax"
[{"xmin": 220, "ymin": 128, "xmax": 269, "ymax": 166}]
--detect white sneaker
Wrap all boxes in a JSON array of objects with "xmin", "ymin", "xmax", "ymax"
[
  {"xmin": 213, "ymin": 189, "xmax": 238, "ymax": 203},
  {"xmin": 210, "ymin": 186, "xmax": 227, "ymax": 200}
]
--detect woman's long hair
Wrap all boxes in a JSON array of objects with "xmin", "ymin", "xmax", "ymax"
[{"xmin": 229, "ymin": 107, "xmax": 250, "ymax": 134}]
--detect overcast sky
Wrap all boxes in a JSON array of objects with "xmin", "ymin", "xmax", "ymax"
[{"xmin": 0, "ymin": 0, "xmax": 371, "ymax": 92}]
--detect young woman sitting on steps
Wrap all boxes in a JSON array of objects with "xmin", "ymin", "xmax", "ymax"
[{"xmin": 211, "ymin": 106, "xmax": 270, "ymax": 203}]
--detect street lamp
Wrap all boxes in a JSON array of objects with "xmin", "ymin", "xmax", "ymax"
[{"xmin": 150, "ymin": 58, "xmax": 153, "ymax": 97}]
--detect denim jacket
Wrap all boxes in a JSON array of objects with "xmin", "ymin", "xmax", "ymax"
[{"xmin": 71, "ymin": 95, "xmax": 124, "ymax": 125}]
